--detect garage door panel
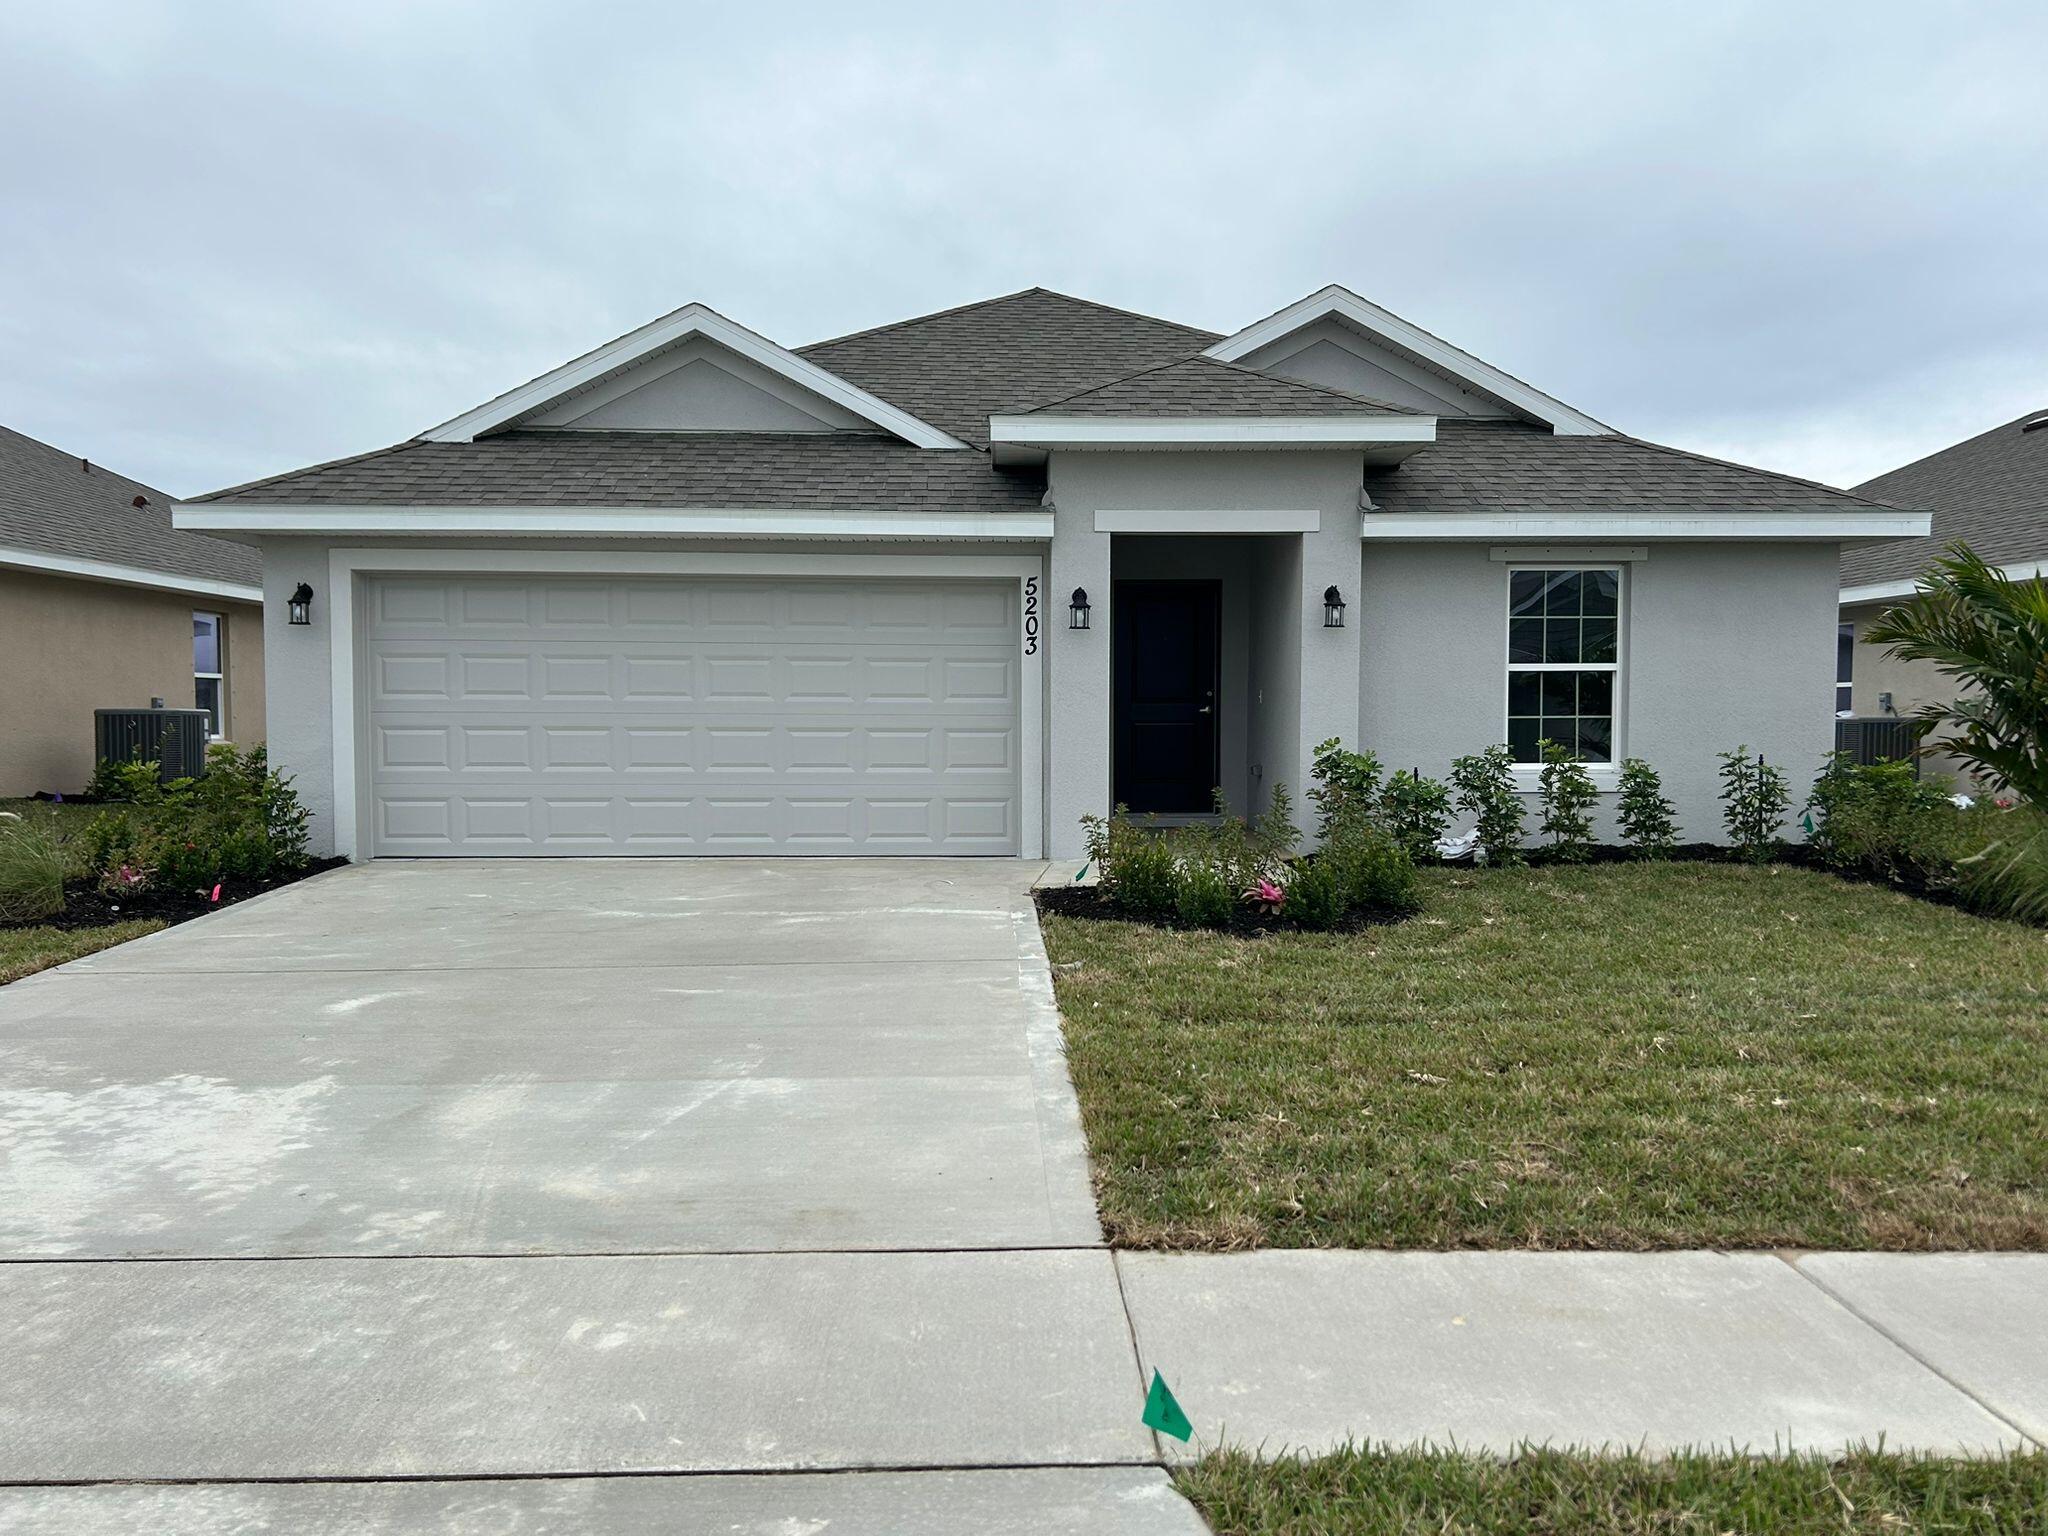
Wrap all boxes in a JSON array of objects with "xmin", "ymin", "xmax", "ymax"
[{"xmin": 365, "ymin": 576, "xmax": 1021, "ymax": 856}]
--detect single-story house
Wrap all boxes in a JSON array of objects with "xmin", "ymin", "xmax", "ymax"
[
  {"xmin": 173, "ymin": 286, "xmax": 1927, "ymax": 861},
  {"xmin": 1840, "ymin": 409, "xmax": 2046, "ymax": 772},
  {"xmin": 1, "ymin": 424, "xmax": 264, "ymax": 796}
]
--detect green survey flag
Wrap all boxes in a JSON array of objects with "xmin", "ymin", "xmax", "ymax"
[{"xmin": 1141, "ymin": 1369, "xmax": 1193, "ymax": 1442}]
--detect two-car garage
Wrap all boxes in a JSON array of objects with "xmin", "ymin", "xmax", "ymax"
[{"xmin": 359, "ymin": 574, "xmax": 1024, "ymax": 856}]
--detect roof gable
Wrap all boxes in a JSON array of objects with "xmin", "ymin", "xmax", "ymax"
[
  {"xmin": 421, "ymin": 304, "xmax": 964, "ymax": 450},
  {"xmin": 1011, "ymin": 355, "xmax": 1421, "ymax": 418},
  {"xmin": 1844, "ymin": 408, "xmax": 2048, "ymax": 590},
  {"xmin": 1207, "ymin": 285, "xmax": 1611, "ymax": 436}
]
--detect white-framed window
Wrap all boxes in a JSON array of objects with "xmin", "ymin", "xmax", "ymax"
[
  {"xmin": 1836, "ymin": 622, "xmax": 1855, "ymax": 716},
  {"xmin": 1506, "ymin": 566, "xmax": 1621, "ymax": 764},
  {"xmin": 193, "ymin": 611, "xmax": 226, "ymax": 738}
]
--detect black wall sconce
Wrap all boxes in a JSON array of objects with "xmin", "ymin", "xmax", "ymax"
[
  {"xmin": 1069, "ymin": 587, "xmax": 1092, "ymax": 630},
  {"xmin": 1323, "ymin": 585, "xmax": 1346, "ymax": 628},
  {"xmin": 287, "ymin": 582, "xmax": 315, "ymax": 626}
]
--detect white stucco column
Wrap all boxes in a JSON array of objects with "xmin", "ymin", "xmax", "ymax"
[
  {"xmin": 1045, "ymin": 498, "xmax": 1111, "ymax": 861},
  {"xmin": 1294, "ymin": 498, "xmax": 1364, "ymax": 840}
]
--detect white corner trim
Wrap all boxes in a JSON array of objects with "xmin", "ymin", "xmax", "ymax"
[
  {"xmin": 1841, "ymin": 559, "xmax": 2047, "ymax": 607},
  {"xmin": 1204, "ymin": 285, "xmax": 1613, "ymax": 436},
  {"xmin": 175, "ymin": 505, "xmax": 1052, "ymax": 541},
  {"xmin": 0, "ymin": 544, "xmax": 262, "ymax": 604},
  {"xmin": 323, "ymin": 547, "xmax": 1047, "ymax": 864},
  {"xmin": 987, "ymin": 415, "xmax": 1437, "ymax": 449},
  {"xmin": 1094, "ymin": 509, "xmax": 1322, "ymax": 534},
  {"xmin": 417, "ymin": 303, "xmax": 967, "ymax": 450},
  {"xmin": 1362, "ymin": 512, "xmax": 1933, "ymax": 542},
  {"xmin": 1490, "ymin": 545, "xmax": 1649, "ymax": 563}
]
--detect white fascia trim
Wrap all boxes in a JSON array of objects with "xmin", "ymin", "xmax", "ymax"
[
  {"xmin": 418, "ymin": 303, "xmax": 967, "ymax": 450},
  {"xmin": 1095, "ymin": 509, "xmax": 1321, "ymax": 534},
  {"xmin": 175, "ymin": 505, "xmax": 1052, "ymax": 541},
  {"xmin": 1841, "ymin": 559, "xmax": 2048, "ymax": 607},
  {"xmin": 1490, "ymin": 545, "xmax": 1649, "ymax": 563},
  {"xmin": 326, "ymin": 546, "xmax": 1047, "ymax": 864},
  {"xmin": 987, "ymin": 415, "xmax": 1438, "ymax": 449},
  {"xmin": 0, "ymin": 544, "xmax": 262, "ymax": 604},
  {"xmin": 1204, "ymin": 285, "xmax": 1613, "ymax": 436},
  {"xmin": 1361, "ymin": 512, "xmax": 1934, "ymax": 541}
]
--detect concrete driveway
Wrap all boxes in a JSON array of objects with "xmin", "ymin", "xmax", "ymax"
[
  {"xmin": 0, "ymin": 861, "xmax": 1207, "ymax": 1530},
  {"xmin": 0, "ymin": 858, "xmax": 1099, "ymax": 1256}
]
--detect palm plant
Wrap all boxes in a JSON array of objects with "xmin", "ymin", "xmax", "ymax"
[{"xmin": 1865, "ymin": 543, "xmax": 2048, "ymax": 806}]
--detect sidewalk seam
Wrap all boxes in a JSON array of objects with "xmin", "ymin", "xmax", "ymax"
[
  {"xmin": 1777, "ymin": 1252, "xmax": 2043, "ymax": 1450},
  {"xmin": 1111, "ymin": 1252, "xmax": 1169, "ymax": 1465}
]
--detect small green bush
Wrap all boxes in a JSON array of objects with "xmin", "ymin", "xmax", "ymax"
[
  {"xmin": 1450, "ymin": 745, "xmax": 1526, "ymax": 867},
  {"xmin": 1616, "ymin": 757, "xmax": 1679, "ymax": 857},
  {"xmin": 1315, "ymin": 818, "xmax": 1422, "ymax": 916},
  {"xmin": 76, "ymin": 744, "xmax": 312, "ymax": 896},
  {"xmin": 1536, "ymin": 739, "xmax": 1598, "ymax": 861},
  {"xmin": 1283, "ymin": 860, "xmax": 1346, "ymax": 929},
  {"xmin": 1173, "ymin": 862, "xmax": 1238, "ymax": 927},
  {"xmin": 1718, "ymin": 746, "xmax": 1791, "ymax": 863},
  {"xmin": 84, "ymin": 755, "xmax": 167, "ymax": 805},
  {"xmin": 1309, "ymin": 738, "xmax": 1383, "ymax": 840},
  {"xmin": 1380, "ymin": 768, "xmax": 1452, "ymax": 862},
  {"xmin": 0, "ymin": 819, "xmax": 70, "ymax": 923},
  {"xmin": 1806, "ymin": 753, "xmax": 1966, "ymax": 885}
]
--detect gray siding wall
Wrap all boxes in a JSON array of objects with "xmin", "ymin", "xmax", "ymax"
[{"xmin": 1358, "ymin": 541, "xmax": 1841, "ymax": 844}]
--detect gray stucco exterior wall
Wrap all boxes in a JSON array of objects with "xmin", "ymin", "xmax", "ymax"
[{"xmin": 1358, "ymin": 541, "xmax": 1841, "ymax": 844}]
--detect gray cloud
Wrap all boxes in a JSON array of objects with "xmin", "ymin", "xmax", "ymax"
[{"xmin": 3, "ymin": 0, "xmax": 2043, "ymax": 497}]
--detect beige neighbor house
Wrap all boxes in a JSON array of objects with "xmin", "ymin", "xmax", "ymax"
[
  {"xmin": 0, "ymin": 424, "xmax": 265, "ymax": 796},
  {"xmin": 1840, "ymin": 408, "xmax": 2047, "ymax": 785}
]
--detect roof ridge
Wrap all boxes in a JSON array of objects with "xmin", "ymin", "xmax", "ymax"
[
  {"xmin": 1855, "ymin": 405, "xmax": 2048, "ymax": 493},
  {"xmin": 1020, "ymin": 289, "xmax": 1222, "ymax": 343},
  {"xmin": 1608, "ymin": 433, "xmax": 1916, "ymax": 512},
  {"xmin": 796, "ymin": 289, "xmax": 1050, "ymax": 353}
]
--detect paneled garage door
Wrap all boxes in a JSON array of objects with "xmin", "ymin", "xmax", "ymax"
[{"xmin": 363, "ymin": 575, "xmax": 1021, "ymax": 856}]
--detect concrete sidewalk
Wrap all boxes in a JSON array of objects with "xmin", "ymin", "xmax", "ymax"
[{"xmin": 1119, "ymin": 1249, "xmax": 2048, "ymax": 1460}]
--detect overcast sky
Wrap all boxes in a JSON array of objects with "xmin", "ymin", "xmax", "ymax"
[{"xmin": 3, "ymin": 2, "xmax": 2044, "ymax": 498}]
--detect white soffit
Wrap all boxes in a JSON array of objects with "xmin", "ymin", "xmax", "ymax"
[
  {"xmin": 420, "ymin": 303, "xmax": 967, "ymax": 450},
  {"xmin": 1206, "ymin": 285, "xmax": 1613, "ymax": 437},
  {"xmin": 0, "ymin": 544, "xmax": 262, "ymax": 603},
  {"xmin": 174, "ymin": 504, "xmax": 1052, "ymax": 541},
  {"xmin": 987, "ymin": 415, "xmax": 1435, "ymax": 466},
  {"xmin": 1362, "ymin": 511, "xmax": 1932, "ymax": 542}
]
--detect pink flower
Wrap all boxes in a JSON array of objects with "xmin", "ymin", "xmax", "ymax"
[{"xmin": 1246, "ymin": 878, "xmax": 1287, "ymax": 914}]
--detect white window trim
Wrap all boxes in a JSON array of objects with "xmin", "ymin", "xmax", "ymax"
[
  {"xmin": 193, "ymin": 610, "xmax": 227, "ymax": 740},
  {"xmin": 1502, "ymin": 563, "xmax": 1625, "ymax": 779},
  {"xmin": 325, "ymin": 547, "xmax": 1047, "ymax": 864}
]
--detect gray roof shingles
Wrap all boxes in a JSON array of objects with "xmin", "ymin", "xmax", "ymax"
[
  {"xmin": 191, "ymin": 287, "xmax": 1903, "ymax": 526},
  {"xmin": 1012, "ymin": 355, "xmax": 1418, "ymax": 418},
  {"xmin": 1364, "ymin": 419, "xmax": 1911, "ymax": 517},
  {"xmin": 196, "ymin": 431, "xmax": 1049, "ymax": 513},
  {"xmin": 0, "ymin": 424, "xmax": 260, "ymax": 587},
  {"xmin": 1844, "ymin": 409, "xmax": 2048, "ymax": 588}
]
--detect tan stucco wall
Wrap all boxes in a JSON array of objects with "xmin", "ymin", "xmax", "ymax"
[
  {"xmin": 1841, "ymin": 598, "xmax": 1983, "ymax": 789},
  {"xmin": 0, "ymin": 567, "xmax": 264, "ymax": 796}
]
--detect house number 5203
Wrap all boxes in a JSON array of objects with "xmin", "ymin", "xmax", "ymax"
[{"xmin": 1022, "ymin": 576, "xmax": 1040, "ymax": 656}]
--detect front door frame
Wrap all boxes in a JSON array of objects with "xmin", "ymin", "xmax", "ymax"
[{"xmin": 1111, "ymin": 578, "xmax": 1222, "ymax": 815}]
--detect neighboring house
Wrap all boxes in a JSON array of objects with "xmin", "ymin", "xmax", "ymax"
[
  {"xmin": 0, "ymin": 425, "xmax": 264, "ymax": 796},
  {"xmin": 173, "ymin": 286, "xmax": 1925, "ymax": 861},
  {"xmin": 1840, "ymin": 410, "xmax": 2048, "ymax": 774}
]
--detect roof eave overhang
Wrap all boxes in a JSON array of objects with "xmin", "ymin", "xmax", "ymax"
[
  {"xmin": 173, "ymin": 504, "xmax": 1053, "ymax": 541},
  {"xmin": 0, "ymin": 544, "xmax": 262, "ymax": 603},
  {"xmin": 1361, "ymin": 511, "xmax": 1934, "ymax": 542},
  {"xmin": 1842, "ymin": 557, "xmax": 2047, "ymax": 606},
  {"xmin": 419, "ymin": 304, "xmax": 968, "ymax": 451},
  {"xmin": 1206, "ymin": 285, "xmax": 1613, "ymax": 436},
  {"xmin": 987, "ymin": 414, "xmax": 1437, "ymax": 466}
]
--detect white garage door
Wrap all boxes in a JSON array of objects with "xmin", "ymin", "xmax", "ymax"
[{"xmin": 363, "ymin": 575, "xmax": 1021, "ymax": 856}]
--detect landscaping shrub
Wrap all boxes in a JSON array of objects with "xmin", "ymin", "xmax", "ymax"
[
  {"xmin": 83, "ymin": 755, "xmax": 167, "ymax": 805},
  {"xmin": 1959, "ymin": 807, "xmax": 2048, "ymax": 924},
  {"xmin": 1805, "ymin": 753, "xmax": 1969, "ymax": 885},
  {"xmin": 78, "ymin": 744, "xmax": 311, "ymax": 897},
  {"xmin": 1312, "ymin": 817, "xmax": 1422, "ymax": 917},
  {"xmin": 1081, "ymin": 806, "xmax": 1180, "ymax": 918},
  {"xmin": 1172, "ymin": 861, "xmax": 1237, "ymax": 927},
  {"xmin": 1536, "ymin": 738, "xmax": 1598, "ymax": 861},
  {"xmin": 1308, "ymin": 738, "xmax": 1383, "ymax": 839},
  {"xmin": 1450, "ymin": 745, "xmax": 1525, "ymax": 866},
  {"xmin": 0, "ymin": 819, "xmax": 70, "ymax": 923},
  {"xmin": 1380, "ymin": 768, "xmax": 1452, "ymax": 862},
  {"xmin": 1718, "ymin": 746, "xmax": 1790, "ymax": 863},
  {"xmin": 1616, "ymin": 756, "xmax": 1678, "ymax": 857},
  {"xmin": 1282, "ymin": 859, "xmax": 1346, "ymax": 929}
]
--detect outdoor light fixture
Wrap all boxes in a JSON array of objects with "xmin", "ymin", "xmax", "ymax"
[
  {"xmin": 1069, "ymin": 587, "xmax": 1091, "ymax": 630},
  {"xmin": 1323, "ymin": 585, "xmax": 1347, "ymax": 628},
  {"xmin": 287, "ymin": 582, "xmax": 315, "ymax": 627}
]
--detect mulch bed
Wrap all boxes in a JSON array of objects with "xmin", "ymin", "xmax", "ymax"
[
  {"xmin": 1, "ymin": 858, "xmax": 349, "ymax": 934},
  {"xmin": 1033, "ymin": 884, "xmax": 1415, "ymax": 935}
]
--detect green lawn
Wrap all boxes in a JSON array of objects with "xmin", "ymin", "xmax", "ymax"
[
  {"xmin": 1178, "ymin": 1446, "xmax": 2048, "ymax": 1535},
  {"xmin": 1042, "ymin": 862, "xmax": 2048, "ymax": 1250}
]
